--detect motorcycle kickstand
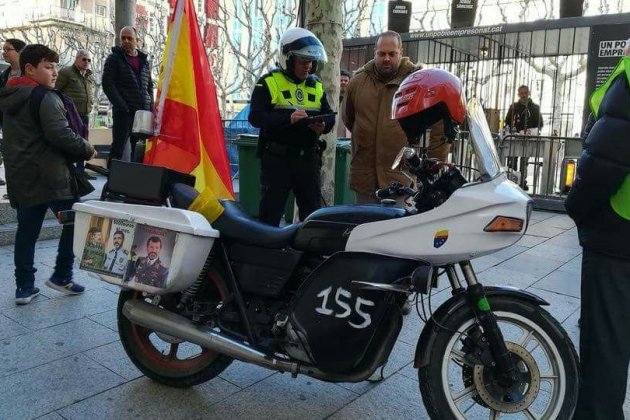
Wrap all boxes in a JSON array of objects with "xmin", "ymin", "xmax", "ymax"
[{"xmin": 367, "ymin": 361, "xmax": 388, "ymax": 382}]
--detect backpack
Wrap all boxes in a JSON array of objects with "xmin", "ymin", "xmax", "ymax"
[
  {"xmin": 29, "ymin": 85, "xmax": 88, "ymax": 138},
  {"xmin": 29, "ymin": 85, "xmax": 94, "ymax": 197}
]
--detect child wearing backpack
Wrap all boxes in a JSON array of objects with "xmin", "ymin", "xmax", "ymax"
[{"xmin": 0, "ymin": 44, "xmax": 97, "ymax": 304}]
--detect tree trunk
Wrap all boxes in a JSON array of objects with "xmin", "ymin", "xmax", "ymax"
[{"xmin": 306, "ymin": 0, "xmax": 343, "ymax": 206}]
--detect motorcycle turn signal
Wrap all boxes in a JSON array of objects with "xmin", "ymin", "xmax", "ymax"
[{"xmin": 483, "ymin": 216, "xmax": 524, "ymax": 232}]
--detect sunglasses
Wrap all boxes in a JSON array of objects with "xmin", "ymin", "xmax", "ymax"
[
  {"xmin": 81, "ymin": 58, "xmax": 91, "ymax": 62},
  {"xmin": 121, "ymin": 36, "xmax": 135, "ymax": 41}
]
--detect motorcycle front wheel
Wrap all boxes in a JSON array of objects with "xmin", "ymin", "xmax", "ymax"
[
  {"xmin": 418, "ymin": 296, "xmax": 579, "ymax": 419},
  {"xmin": 117, "ymin": 289, "xmax": 233, "ymax": 388}
]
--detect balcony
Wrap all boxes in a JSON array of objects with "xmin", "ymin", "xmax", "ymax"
[{"xmin": 0, "ymin": 6, "xmax": 113, "ymax": 32}]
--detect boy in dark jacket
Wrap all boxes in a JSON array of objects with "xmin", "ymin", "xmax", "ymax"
[{"xmin": 0, "ymin": 44, "xmax": 96, "ymax": 304}]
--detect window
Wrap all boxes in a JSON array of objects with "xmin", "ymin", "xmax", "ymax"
[
  {"xmin": 96, "ymin": 4, "xmax": 106, "ymax": 16},
  {"xmin": 61, "ymin": 0, "xmax": 77, "ymax": 9}
]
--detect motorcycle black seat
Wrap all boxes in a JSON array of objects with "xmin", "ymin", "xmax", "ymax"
[
  {"xmin": 170, "ymin": 184, "xmax": 299, "ymax": 248},
  {"xmin": 302, "ymin": 204, "xmax": 407, "ymax": 224},
  {"xmin": 216, "ymin": 200, "xmax": 300, "ymax": 248}
]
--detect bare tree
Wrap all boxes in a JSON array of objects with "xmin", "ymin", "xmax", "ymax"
[
  {"xmin": 342, "ymin": 0, "xmax": 372, "ymax": 38},
  {"xmin": 199, "ymin": 0, "xmax": 374, "ymax": 115},
  {"xmin": 412, "ymin": 1, "xmax": 450, "ymax": 32},
  {"xmin": 0, "ymin": 19, "xmax": 114, "ymax": 120},
  {"xmin": 135, "ymin": 2, "xmax": 170, "ymax": 83},
  {"xmin": 211, "ymin": 0, "xmax": 298, "ymax": 107},
  {"xmin": 208, "ymin": 39, "xmax": 245, "ymax": 117}
]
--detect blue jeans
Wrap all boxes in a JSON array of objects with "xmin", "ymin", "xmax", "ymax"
[
  {"xmin": 14, "ymin": 200, "xmax": 76, "ymax": 289},
  {"xmin": 75, "ymin": 115, "xmax": 89, "ymax": 172}
]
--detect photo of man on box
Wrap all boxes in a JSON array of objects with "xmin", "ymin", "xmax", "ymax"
[
  {"xmin": 81, "ymin": 227, "xmax": 105, "ymax": 269},
  {"xmin": 103, "ymin": 230, "xmax": 130, "ymax": 277},
  {"xmin": 132, "ymin": 236, "xmax": 169, "ymax": 288}
]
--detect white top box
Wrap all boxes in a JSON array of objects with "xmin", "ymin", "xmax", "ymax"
[
  {"xmin": 74, "ymin": 201, "xmax": 220, "ymax": 237},
  {"xmin": 73, "ymin": 201, "xmax": 219, "ymax": 294}
]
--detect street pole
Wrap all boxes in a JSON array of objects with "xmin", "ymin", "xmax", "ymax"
[{"xmin": 114, "ymin": 0, "xmax": 136, "ymax": 45}]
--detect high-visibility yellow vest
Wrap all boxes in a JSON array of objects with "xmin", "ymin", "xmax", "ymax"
[
  {"xmin": 590, "ymin": 56, "xmax": 630, "ymax": 220},
  {"xmin": 263, "ymin": 71, "xmax": 324, "ymax": 112}
]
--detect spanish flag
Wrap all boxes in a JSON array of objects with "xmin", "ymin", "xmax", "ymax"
[{"xmin": 144, "ymin": 0, "xmax": 234, "ymax": 199}]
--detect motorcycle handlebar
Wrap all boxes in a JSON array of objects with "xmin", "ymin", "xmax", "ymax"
[{"xmin": 375, "ymin": 183, "xmax": 416, "ymax": 199}]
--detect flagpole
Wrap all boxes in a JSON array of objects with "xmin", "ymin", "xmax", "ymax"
[{"xmin": 154, "ymin": 0, "xmax": 185, "ymax": 136}]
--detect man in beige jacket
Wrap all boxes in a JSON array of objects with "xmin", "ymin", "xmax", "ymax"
[{"xmin": 343, "ymin": 31, "xmax": 447, "ymax": 203}]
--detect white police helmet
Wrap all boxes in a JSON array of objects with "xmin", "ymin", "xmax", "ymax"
[{"xmin": 278, "ymin": 27, "xmax": 328, "ymax": 73}]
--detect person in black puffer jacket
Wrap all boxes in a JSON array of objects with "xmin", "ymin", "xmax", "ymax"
[
  {"xmin": 565, "ymin": 55, "xmax": 630, "ymax": 420},
  {"xmin": 102, "ymin": 26, "xmax": 153, "ymax": 165}
]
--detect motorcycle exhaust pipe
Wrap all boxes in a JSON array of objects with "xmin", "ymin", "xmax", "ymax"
[{"xmin": 123, "ymin": 299, "xmax": 302, "ymax": 375}]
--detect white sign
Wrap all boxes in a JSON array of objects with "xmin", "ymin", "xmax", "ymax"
[
  {"xmin": 455, "ymin": 0, "xmax": 474, "ymax": 9},
  {"xmin": 599, "ymin": 40, "xmax": 627, "ymax": 58}
]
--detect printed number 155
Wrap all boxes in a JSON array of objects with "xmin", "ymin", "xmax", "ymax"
[{"xmin": 315, "ymin": 286, "xmax": 375, "ymax": 329}]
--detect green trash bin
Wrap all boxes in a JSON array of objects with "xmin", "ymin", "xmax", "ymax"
[
  {"xmin": 334, "ymin": 139, "xmax": 356, "ymax": 205},
  {"xmin": 235, "ymin": 134, "xmax": 294, "ymax": 222},
  {"xmin": 235, "ymin": 134, "xmax": 259, "ymax": 216}
]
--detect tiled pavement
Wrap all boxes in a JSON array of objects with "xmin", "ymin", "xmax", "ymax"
[{"xmin": 0, "ymin": 211, "xmax": 628, "ymax": 419}]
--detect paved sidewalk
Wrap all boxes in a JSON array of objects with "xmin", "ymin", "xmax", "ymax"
[{"xmin": 0, "ymin": 211, "xmax": 628, "ymax": 419}]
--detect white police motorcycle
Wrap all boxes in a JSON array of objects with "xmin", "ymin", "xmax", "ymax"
[{"xmin": 70, "ymin": 69, "xmax": 578, "ymax": 419}]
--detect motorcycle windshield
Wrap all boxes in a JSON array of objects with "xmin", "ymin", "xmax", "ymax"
[{"xmin": 467, "ymin": 98, "xmax": 501, "ymax": 178}]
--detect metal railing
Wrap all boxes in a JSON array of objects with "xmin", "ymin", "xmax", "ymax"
[{"xmin": 450, "ymin": 132, "xmax": 582, "ymax": 211}]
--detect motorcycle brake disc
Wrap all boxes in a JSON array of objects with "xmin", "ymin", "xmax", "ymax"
[{"xmin": 472, "ymin": 342, "xmax": 541, "ymax": 413}]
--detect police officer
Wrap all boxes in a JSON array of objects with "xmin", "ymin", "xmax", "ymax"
[
  {"xmin": 103, "ymin": 230, "xmax": 129, "ymax": 276},
  {"xmin": 249, "ymin": 28, "xmax": 336, "ymax": 226},
  {"xmin": 566, "ymin": 50, "xmax": 630, "ymax": 419},
  {"xmin": 133, "ymin": 236, "xmax": 169, "ymax": 288}
]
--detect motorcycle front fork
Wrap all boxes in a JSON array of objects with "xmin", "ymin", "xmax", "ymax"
[{"xmin": 445, "ymin": 261, "xmax": 520, "ymax": 386}]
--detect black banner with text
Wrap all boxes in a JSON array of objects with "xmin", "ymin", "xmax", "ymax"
[
  {"xmin": 451, "ymin": 0, "xmax": 477, "ymax": 29},
  {"xmin": 584, "ymin": 24, "xmax": 630, "ymax": 123},
  {"xmin": 388, "ymin": 1, "xmax": 412, "ymax": 34}
]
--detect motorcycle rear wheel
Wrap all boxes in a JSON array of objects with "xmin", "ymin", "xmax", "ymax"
[
  {"xmin": 418, "ymin": 296, "xmax": 578, "ymax": 419},
  {"xmin": 118, "ymin": 289, "xmax": 233, "ymax": 388}
]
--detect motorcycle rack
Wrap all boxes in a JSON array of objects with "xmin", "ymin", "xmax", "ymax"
[{"xmin": 122, "ymin": 299, "xmax": 395, "ymax": 383}]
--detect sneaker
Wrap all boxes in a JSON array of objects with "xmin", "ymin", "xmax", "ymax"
[
  {"xmin": 15, "ymin": 287, "xmax": 40, "ymax": 305},
  {"xmin": 45, "ymin": 277, "xmax": 85, "ymax": 295},
  {"xmin": 0, "ymin": 178, "xmax": 5, "ymax": 186}
]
